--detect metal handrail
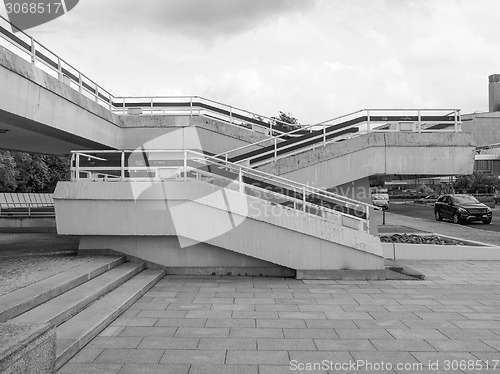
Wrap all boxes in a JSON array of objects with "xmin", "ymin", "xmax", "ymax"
[
  {"xmin": 0, "ymin": 202, "xmax": 55, "ymax": 218},
  {"xmin": 0, "ymin": 15, "xmax": 304, "ymax": 136},
  {"xmin": 219, "ymin": 108, "xmax": 462, "ymax": 166},
  {"xmin": 70, "ymin": 149, "xmax": 377, "ymax": 230}
]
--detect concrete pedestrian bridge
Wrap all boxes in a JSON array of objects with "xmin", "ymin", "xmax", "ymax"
[{"xmin": 0, "ymin": 16, "xmax": 475, "ymax": 279}]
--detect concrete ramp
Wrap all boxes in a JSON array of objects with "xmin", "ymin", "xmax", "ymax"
[
  {"xmin": 256, "ymin": 132, "xmax": 475, "ymax": 187},
  {"xmin": 54, "ymin": 179, "xmax": 385, "ymax": 279}
]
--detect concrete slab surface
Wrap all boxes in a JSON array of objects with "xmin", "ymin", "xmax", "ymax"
[{"xmin": 58, "ymin": 261, "xmax": 500, "ymax": 374}]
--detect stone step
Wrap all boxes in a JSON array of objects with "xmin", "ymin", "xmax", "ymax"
[
  {"xmin": 10, "ymin": 262, "xmax": 145, "ymax": 327},
  {"xmin": 55, "ymin": 268, "xmax": 166, "ymax": 369},
  {"xmin": 0, "ymin": 256, "xmax": 124, "ymax": 322}
]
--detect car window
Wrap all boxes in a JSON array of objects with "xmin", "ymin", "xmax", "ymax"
[
  {"xmin": 437, "ymin": 196, "xmax": 445, "ymax": 203},
  {"xmin": 452, "ymin": 195, "xmax": 480, "ymax": 204}
]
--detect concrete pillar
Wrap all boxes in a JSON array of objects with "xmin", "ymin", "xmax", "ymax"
[{"xmin": 489, "ymin": 74, "xmax": 500, "ymax": 112}]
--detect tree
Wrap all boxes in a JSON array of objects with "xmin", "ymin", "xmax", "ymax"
[
  {"xmin": 271, "ymin": 111, "xmax": 301, "ymax": 133},
  {"xmin": 0, "ymin": 151, "xmax": 69, "ymax": 193},
  {"xmin": 0, "ymin": 151, "xmax": 18, "ymax": 192},
  {"xmin": 454, "ymin": 172, "xmax": 499, "ymax": 194}
]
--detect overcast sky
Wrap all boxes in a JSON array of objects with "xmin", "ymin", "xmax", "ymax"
[{"xmin": 2, "ymin": 0, "xmax": 500, "ymax": 123}]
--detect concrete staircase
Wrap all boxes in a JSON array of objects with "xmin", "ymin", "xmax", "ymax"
[{"xmin": 0, "ymin": 256, "xmax": 166, "ymax": 369}]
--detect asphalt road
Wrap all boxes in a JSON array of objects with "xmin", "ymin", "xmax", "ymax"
[{"xmin": 388, "ymin": 202, "xmax": 500, "ymax": 233}]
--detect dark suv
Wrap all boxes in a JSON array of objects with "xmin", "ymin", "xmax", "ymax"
[{"xmin": 434, "ymin": 194, "xmax": 492, "ymax": 224}]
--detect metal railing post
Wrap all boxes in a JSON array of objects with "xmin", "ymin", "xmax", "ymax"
[
  {"xmin": 30, "ymin": 37, "xmax": 35, "ymax": 64},
  {"xmin": 323, "ymin": 121, "xmax": 326, "ymax": 146},
  {"xmin": 302, "ymin": 186, "xmax": 306, "ymax": 213},
  {"xmin": 417, "ymin": 110, "xmax": 422, "ymax": 133},
  {"xmin": 238, "ymin": 167, "xmax": 243, "ymax": 194},
  {"xmin": 75, "ymin": 153, "xmax": 80, "ymax": 181},
  {"xmin": 120, "ymin": 151, "xmax": 125, "ymax": 181},
  {"xmin": 229, "ymin": 106, "xmax": 233, "ymax": 125},
  {"xmin": 94, "ymin": 83, "xmax": 98, "ymax": 103},
  {"xmin": 183, "ymin": 151, "xmax": 187, "ymax": 182},
  {"xmin": 57, "ymin": 57, "xmax": 62, "ymax": 81},
  {"xmin": 274, "ymin": 138, "xmax": 278, "ymax": 161},
  {"xmin": 365, "ymin": 206, "xmax": 370, "ymax": 232},
  {"xmin": 78, "ymin": 72, "xmax": 82, "ymax": 94},
  {"xmin": 122, "ymin": 97, "xmax": 125, "ymax": 115},
  {"xmin": 150, "ymin": 97, "xmax": 153, "ymax": 116},
  {"xmin": 366, "ymin": 109, "xmax": 371, "ymax": 133},
  {"xmin": 190, "ymin": 97, "xmax": 193, "ymax": 117},
  {"xmin": 454, "ymin": 110, "xmax": 458, "ymax": 133},
  {"xmin": 108, "ymin": 93, "xmax": 112, "ymax": 111}
]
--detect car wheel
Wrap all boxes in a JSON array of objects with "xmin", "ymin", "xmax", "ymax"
[
  {"xmin": 483, "ymin": 218, "xmax": 492, "ymax": 224},
  {"xmin": 453, "ymin": 213, "xmax": 461, "ymax": 224},
  {"xmin": 434, "ymin": 210, "xmax": 442, "ymax": 221}
]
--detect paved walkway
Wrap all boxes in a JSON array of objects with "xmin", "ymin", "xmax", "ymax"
[{"xmin": 59, "ymin": 261, "xmax": 500, "ymax": 374}]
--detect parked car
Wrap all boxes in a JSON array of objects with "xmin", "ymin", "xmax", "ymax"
[
  {"xmin": 372, "ymin": 194, "xmax": 389, "ymax": 210},
  {"xmin": 434, "ymin": 194, "xmax": 492, "ymax": 224}
]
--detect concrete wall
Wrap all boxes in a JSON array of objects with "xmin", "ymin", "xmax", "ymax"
[
  {"xmin": 0, "ymin": 218, "xmax": 56, "ymax": 233},
  {"xmin": 257, "ymin": 132, "xmax": 475, "ymax": 188},
  {"xmin": 54, "ymin": 181, "xmax": 384, "ymax": 273},
  {"xmin": 462, "ymin": 112, "xmax": 500, "ymax": 147},
  {"xmin": 0, "ymin": 46, "xmax": 123, "ymax": 154}
]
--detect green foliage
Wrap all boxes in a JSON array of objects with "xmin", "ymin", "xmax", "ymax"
[
  {"xmin": 0, "ymin": 150, "xmax": 69, "ymax": 193},
  {"xmin": 0, "ymin": 151, "xmax": 18, "ymax": 192},
  {"xmin": 454, "ymin": 172, "xmax": 499, "ymax": 194},
  {"xmin": 271, "ymin": 111, "xmax": 301, "ymax": 133}
]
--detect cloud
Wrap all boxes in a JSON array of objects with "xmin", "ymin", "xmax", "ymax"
[{"xmin": 61, "ymin": 0, "xmax": 317, "ymax": 42}]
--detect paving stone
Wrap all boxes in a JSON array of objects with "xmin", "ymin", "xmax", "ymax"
[
  {"xmin": 259, "ymin": 364, "xmax": 328, "ymax": 374},
  {"xmin": 205, "ymin": 318, "xmax": 256, "ymax": 328},
  {"xmin": 226, "ymin": 350, "xmax": 290, "ymax": 365},
  {"xmin": 136, "ymin": 310, "xmax": 187, "ymax": 318},
  {"xmin": 324, "ymin": 311, "xmax": 373, "ymax": 320},
  {"xmin": 160, "ymin": 349, "xmax": 226, "ymax": 364},
  {"xmin": 283, "ymin": 328, "xmax": 338, "ymax": 339},
  {"xmin": 371, "ymin": 339, "xmax": 436, "ymax": 351},
  {"xmin": 138, "ymin": 337, "xmax": 199, "ymax": 349},
  {"xmin": 189, "ymin": 364, "xmax": 258, "ymax": 374},
  {"xmin": 110, "ymin": 317, "xmax": 158, "ymax": 327},
  {"xmin": 336, "ymin": 328, "xmax": 394, "ymax": 340},
  {"xmin": 198, "ymin": 337, "xmax": 257, "ymax": 350},
  {"xmin": 175, "ymin": 327, "xmax": 229, "ymax": 338},
  {"xmin": 354, "ymin": 319, "xmax": 408, "ymax": 329},
  {"xmin": 387, "ymin": 329, "xmax": 449, "ymax": 340},
  {"xmin": 232, "ymin": 311, "xmax": 278, "ymax": 319},
  {"xmin": 58, "ymin": 363, "xmax": 123, "ymax": 374},
  {"xmin": 119, "ymin": 327, "xmax": 176, "ymax": 337},
  {"xmin": 257, "ymin": 338, "xmax": 316, "ymax": 351},
  {"xmin": 257, "ymin": 319, "xmax": 307, "ymax": 328},
  {"xmin": 230, "ymin": 327, "xmax": 284, "ymax": 338},
  {"xmin": 88, "ymin": 336, "xmax": 143, "ymax": 349},
  {"xmin": 155, "ymin": 317, "xmax": 206, "ymax": 327},
  {"xmin": 117, "ymin": 363, "xmax": 189, "ymax": 374},
  {"xmin": 185, "ymin": 311, "xmax": 232, "ymax": 319},
  {"xmin": 315, "ymin": 339, "xmax": 376, "ymax": 351},
  {"xmin": 95, "ymin": 348, "xmax": 164, "ymax": 364},
  {"xmin": 69, "ymin": 347, "xmax": 104, "ymax": 363},
  {"xmin": 305, "ymin": 319, "xmax": 358, "ymax": 329},
  {"xmin": 427, "ymin": 339, "xmax": 498, "ymax": 352},
  {"xmin": 438, "ymin": 329, "xmax": 500, "ymax": 340}
]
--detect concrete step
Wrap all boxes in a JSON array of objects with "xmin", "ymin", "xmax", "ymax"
[
  {"xmin": 10, "ymin": 262, "xmax": 145, "ymax": 326},
  {"xmin": 0, "ymin": 256, "xmax": 124, "ymax": 322},
  {"xmin": 55, "ymin": 268, "xmax": 166, "ymax": 368}
]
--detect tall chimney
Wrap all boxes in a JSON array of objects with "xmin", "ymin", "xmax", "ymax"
[{"xmin": 489, "ymin": 74, "xmax": 500, "ymax": 112}]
